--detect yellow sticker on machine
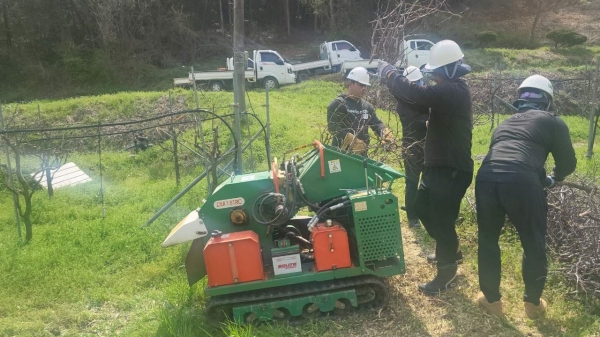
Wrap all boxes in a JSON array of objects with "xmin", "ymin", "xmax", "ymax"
[{"xmin": 354, "ymin": 201, "xmax": 367, "ymax": 212}]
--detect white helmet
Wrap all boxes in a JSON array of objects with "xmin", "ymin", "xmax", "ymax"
[
  {"xmin": 347, "ymin": 67, "xmax": 371, "ymax": 86},
  {"xmin": 513, "ymin": 75, "xmax": 553, "ymax": 111},
  {"xmin": 518, "ymin": 75, "xmax": 553, "ymax": 98},
  {"xmin": 403, "ymin": 66, "xmax": 423, "ymax": 82},
  {"xmin": 423, "ymin": 40, "xmax": 464, "ymax": 70}
]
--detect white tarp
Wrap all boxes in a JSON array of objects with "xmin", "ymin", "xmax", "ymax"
[{"xmin": 31, "ymin": 162, "xmax": 92, "ymax": 189}]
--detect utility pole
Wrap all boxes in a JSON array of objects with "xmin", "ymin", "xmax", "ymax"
[
  {"xmin": 586, "ymin": 58, "xmax": 599, "ymax": 158},
  {"xmin": 233, "ymin": 0, "xmax": 246, "ymax": 174}
]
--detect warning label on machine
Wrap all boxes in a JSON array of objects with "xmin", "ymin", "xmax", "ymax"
[
  {"xmin": 354, "ymin": 201, "xmax": 367, "ymax": 212},
  {"xmin": 272, "ymin": 254, "xmax": 302, "ymax": 275},
  {"xmin": 328, "ymin": 159, "xmax": 341, "ymax": 173},
  {"xmin": 213, "ymin": 197, "xmax": 245, "ymax": 209}
]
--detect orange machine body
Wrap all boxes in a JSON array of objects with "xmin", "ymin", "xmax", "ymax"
[
  {"xmin": 204, "ymin": 230, "xmax": 264, "ymax": 287},
  {"xmin": 311, "ymin": 222, "xmax": 352, "ymax": 272}
]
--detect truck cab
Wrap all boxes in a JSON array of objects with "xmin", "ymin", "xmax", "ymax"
[
  {"xmin": 254, "ymin": 50, "xmax": 296, "ymax": 89},
  {"xmin": 401, "ymin": 39, "xmax": 435, "ymax": 68},
  {"xmin": 319, "ymin": 40, "xmax": 362, "ymax": 66}
]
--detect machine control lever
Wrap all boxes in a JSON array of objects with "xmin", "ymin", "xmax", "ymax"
[{"xmin": 363, "ymin": 159, "xmax": 369, "ymax": 195}]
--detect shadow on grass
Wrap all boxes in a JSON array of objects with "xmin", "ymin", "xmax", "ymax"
[{"xmin": 405, "ymin": 216, "xmax": 524, "ymax": 337}]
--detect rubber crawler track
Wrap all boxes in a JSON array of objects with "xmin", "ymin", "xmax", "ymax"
[{"xmin": 205, "ymin": 275, "xmax": 388, "ymax": 323}]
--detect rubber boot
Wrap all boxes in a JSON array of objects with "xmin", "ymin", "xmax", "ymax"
[
  {"xmin": 418, "ymin": 263, "xmax": 458, "ymax": 295},
  {"xmin": 524, "ymin": 299, "xmax": 547, "ymax": 319},
  {"xmin": 426, "ymin": 250, "xmax": 463, "ymax": 264},
  {"xmin": 477, "ymin": 292, "xmax": 503, "ymax": 318}
]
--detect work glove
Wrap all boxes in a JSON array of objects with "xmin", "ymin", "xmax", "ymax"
[
  {"xmin": 341, "ymin": 132, "xmax": 367, "ymax": 155},
  {"xmin": 377, "ymin": 61, "xmax": 398, "ymax": 82},
  {"xmin": 380, "ymin": 127, "xmax": 394, "ymax": 151}
]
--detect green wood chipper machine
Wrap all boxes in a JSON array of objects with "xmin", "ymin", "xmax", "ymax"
[{"xmin": 162, "ymin": 140, "xmax": 405, "ymax": 323}]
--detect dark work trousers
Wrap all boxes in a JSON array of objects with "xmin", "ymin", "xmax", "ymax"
[
  {"xmin": 475, "ymin": 181, "xmax": 548, "ymax": 305},
  {"xmin": 414, "ymin": 167, "xmax": 472, "ymax": 267},
  {"xmin": 402, "ymin": 128, "xmax": 426, "ymax": 221}
]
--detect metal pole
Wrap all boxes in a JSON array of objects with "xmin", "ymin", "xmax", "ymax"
[
  {"xmin": 191, "ymin": 66, "xmax": 200, "ymax": 110},
  {"xmin": 586, "ymin": 58, "xmax": 599, "ymax": 158},
  {"xmin": 0, "ymin": 100, "xmax": 22, "ymax": 239},
  {"xmin": 169, "ymin": 91, "xmax": 180, "ymax": 186},
  {"xmin": 492, "ymin": 63, "xmax": 497, "ymax": 130},
  {"xmin": 494, "ymin": 95, "xmax": 518, "ymax": 112},
  {"xmin": 233, "ymin": 0, "xmax": 245, "ymax": 174},
  {"xmin": 265, "ymin": 87, "xmax": 272, "ymax": 166},
  {"xmin": 191, "ymin": 66, "xmax": 211, "ymax": 191},
  {"xmin": 142, "ymin": 169, "xmax": 210, "ymax": 228}
]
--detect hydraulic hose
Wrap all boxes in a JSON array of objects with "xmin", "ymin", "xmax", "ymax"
[
  {"xmin": 307, "ymin": 200, "xmax": 351, "ymax": 232},
  {"xmin": 289, "ymin": 159, "xmax": 319, "ymax": 212}
]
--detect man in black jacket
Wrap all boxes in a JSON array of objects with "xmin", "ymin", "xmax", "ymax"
[
  {"xmin": 475, "ymin": 75, "xmax": 576, "ymax": 319},
  {"xmin": 378, "ymin": 40, "xmax": 473, "ymax": 294},
  {"xmin": 393, "ymin": 66, "xmax": 428, "ymax": 228},
  {"xmin": 328, "ymin": 66, "xmax": 392, "ymax": 156}
]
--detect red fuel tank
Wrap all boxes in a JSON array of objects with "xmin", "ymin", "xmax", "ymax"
[
  {"xmin": 311, "ymin": 221, "xmax": 352, "ymax": 272},
  {"xmin": 204, "ymin": 230, "xmax": 264, "ymax": 287}
]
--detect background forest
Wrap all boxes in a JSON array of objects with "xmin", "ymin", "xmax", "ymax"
[{"xmin": 1, "ymin": 0, "xmax": 599, "ymax": 102}]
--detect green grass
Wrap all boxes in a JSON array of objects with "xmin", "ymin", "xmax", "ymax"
[
  {"xmin": 1, "ymin": 80, "xmax": 600, "ymax": 336},
  {"xmin": 2, "ymin": 45, "xmax": 599, "ymax": 104},
  {"xmin": 464, "ymin": 46, "xmax": 600, "ymax": 73}
]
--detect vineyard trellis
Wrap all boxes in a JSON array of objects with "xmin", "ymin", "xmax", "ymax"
[{"xmin": 0, "ymin": 89, "xmax": 276, "ymax": 240}]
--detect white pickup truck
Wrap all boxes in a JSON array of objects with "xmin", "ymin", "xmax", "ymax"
[
  {"xmin": 173, "ymin": 50, "xmax": 296, "ymax": 91},
  {"xmin": 293, "ymin": 40, "xmax": 363, "ymax": 82},
  {"xmin": 340, "ymin": 39, "xmax": 435, "ymax": 76}
]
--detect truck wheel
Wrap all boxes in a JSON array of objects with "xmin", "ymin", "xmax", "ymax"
[
  {"xmin": 208, "ymin": 81, "xmax": 224, "ymax": 91},
  {"xmin": 263, "ymin": 77, "xmax": 279, "ymax": 90},
  {"xmin": 298, "ymin": 72, "xmax": 310, "ymax": 82}
]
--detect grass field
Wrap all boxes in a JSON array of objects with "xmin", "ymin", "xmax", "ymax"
[{"xmin": 1, "ymin": 79, "xmax": 600, "ymax": 337}]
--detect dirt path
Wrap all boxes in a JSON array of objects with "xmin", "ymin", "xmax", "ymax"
[{"xmin": 321, "ymin": 223, "xmax": 571, "ymax": 337}]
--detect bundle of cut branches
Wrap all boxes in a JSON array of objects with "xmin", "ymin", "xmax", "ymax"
[{"xmin": 546, "ymin": 178, "xmax": 600, "ymax": 298}]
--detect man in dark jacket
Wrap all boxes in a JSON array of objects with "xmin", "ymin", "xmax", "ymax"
[
  {"xmin": 378, "ymin": 40, "xmax": 473, "ymax": 294},
  {"xmin": 475, "ymin": 75, "xmax": 576, "ymax": 319},
  {"xmin": 328, "ymin": 67, "xmax": 392, "ymax": 156},
  {"xmin": 394, "ymin": 66, "xmax": 428, "ymax": 228}
]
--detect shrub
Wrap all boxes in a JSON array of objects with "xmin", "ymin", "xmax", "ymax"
[
  {"xmin": 546, "ymin": 29, "xmax": 588, "ymax": 49},
  {"xmin": 475, "ymin": 31, "xmax": 498, "ymax": 46},
  {"xmin": 462, "ymin": 41, "xmax": 474, "ymax": 49}
]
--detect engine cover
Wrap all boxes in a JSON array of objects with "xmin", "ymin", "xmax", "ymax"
[
  {"xmin": 204, "ymin": 230, "xmax": 264, "ymax": 287},
  {"xmin": 311, "ymin": 221, "xmax": 352, "ymax": 272}
]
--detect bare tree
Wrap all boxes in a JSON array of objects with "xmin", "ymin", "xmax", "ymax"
[
  {"xmin": 0, "ymin": 0, "xmax": 13, "ymax": 49},
  {"xmin": 371, "ymin": 0, "xmax": 454, "ymax": 65},
  {"xmin": 0, "ymin": 108, "xmax": 69, "ymax": 242},
  {"xmin": 527, "ymin": 0, "xmax": 582, "ymax": 44},
  {"xmin": 1, "ymin": 137, "xmax": 43, "ymax": 242},
  {"xmin": 283, "ymin": 0, "xmax": 291, "ymax": 36},
  {"xmin": 1, "ymin": 136, "xmax": 70, "ymax": 241},
  {"xmin": 366, "ymin": 0, "xmax": 457, "ymax": 164}
]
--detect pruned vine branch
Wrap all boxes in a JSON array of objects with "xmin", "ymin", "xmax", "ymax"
[
  {"xmin": 546, "ymin": 177, "xmax": 600, "ymax": 298},
  {"xmin": 370, "ymin": 0, "xmax": 455, "ymax": 64}
]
